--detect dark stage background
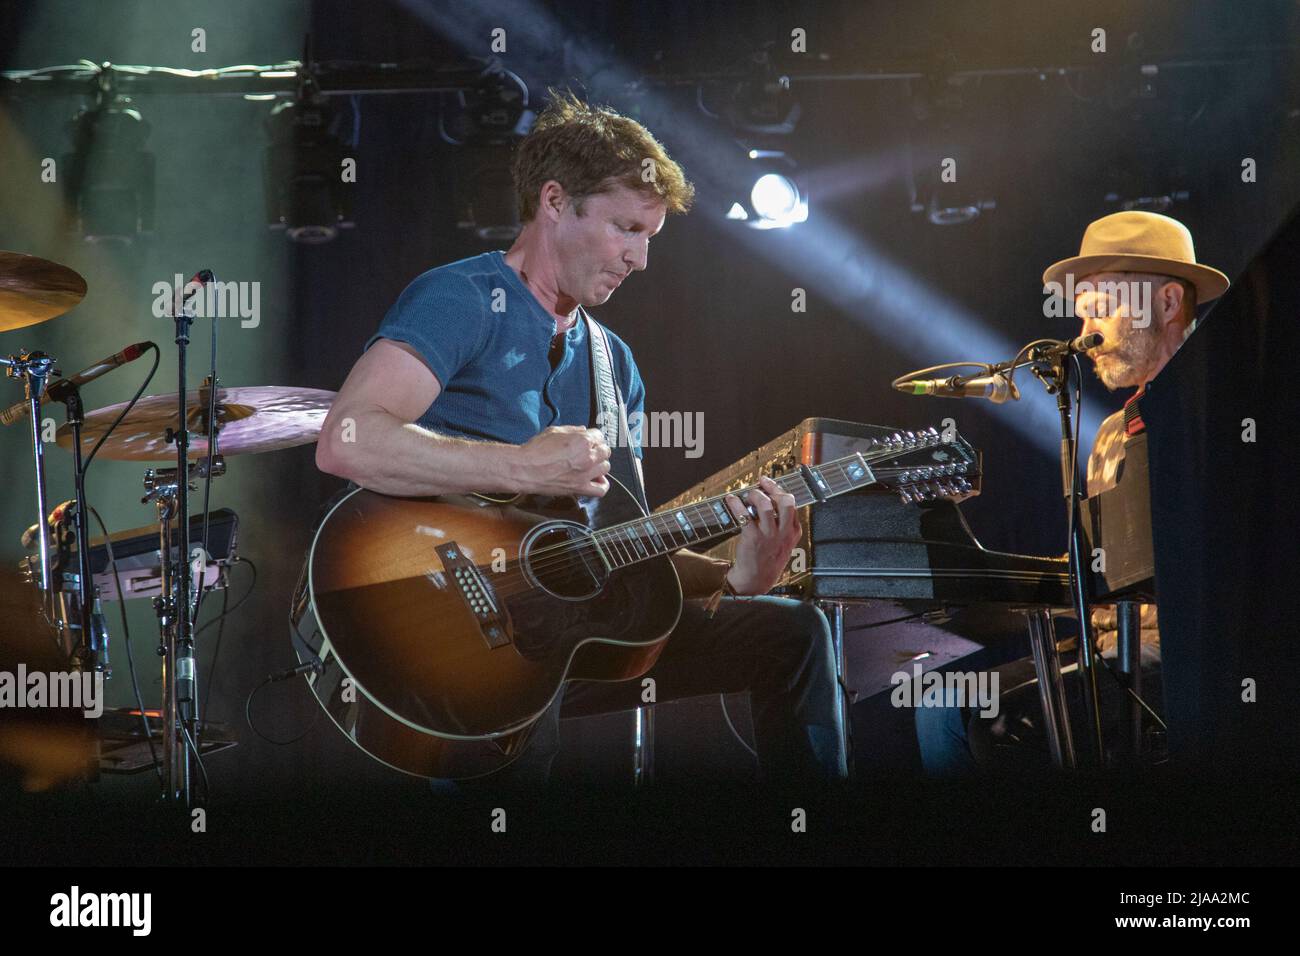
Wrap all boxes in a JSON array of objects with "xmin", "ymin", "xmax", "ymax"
[{"xmin": 2, "ymin": 0, "xmax": 1298, "ymax": 806}]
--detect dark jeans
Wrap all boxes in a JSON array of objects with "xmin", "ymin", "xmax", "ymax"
[
  {"xmin": 914, "ymin": 643, "xmax": 1164, "ymax": 776},
  {"xmin": 434, "ymin": 596, "xmax": 847, "ymax": 792}
]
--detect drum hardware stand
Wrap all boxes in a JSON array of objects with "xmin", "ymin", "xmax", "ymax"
[
  {"xmin": 47, "ymin": 377, "xmax": 106, "ymax": 674},
  {"xmin": 4, "ymin": 352, "xmax": 114, "ymax": 675},
  {"xmin": 41, "ymin": 509, "xmax": 111, "ymax": 676},
  {"xmin": 143, "ymin": 453, "xmax": 224, "ymax": 805},
  {"xmin": 2, "ymin": 350, "xmax": 57, "ymax": 601}
]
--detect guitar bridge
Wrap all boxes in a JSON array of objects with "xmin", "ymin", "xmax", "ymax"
[{"xmin": 436, "ymin": 543, "xmax": 510, "ymax": 649}]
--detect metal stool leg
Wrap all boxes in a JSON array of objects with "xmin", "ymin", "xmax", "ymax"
[
  {"xmin": 1025, "ymin": 607, "xmax": 1076, "ymax": 769},
  {"xmin": 633, "ymin": 705, "xmax": 655, "ymax": 787},
  {"xmin": 1115, "ymin": 600, "xmax": 1143, "ymax": 761}
]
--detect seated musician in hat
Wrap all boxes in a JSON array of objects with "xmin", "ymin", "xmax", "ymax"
[{"xmin": 915, "ymin": 211, "xmax": 1230, "ymax": 774}]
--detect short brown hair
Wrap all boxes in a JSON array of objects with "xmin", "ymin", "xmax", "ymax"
[{"xmin": 512, "ymin": 90, "xmax": 694, "ymax": 222}]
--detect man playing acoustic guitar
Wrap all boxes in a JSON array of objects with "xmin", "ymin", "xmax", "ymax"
[{"xmin": 316, "ymin": 92, "xmax": 847, "ymax": 787}]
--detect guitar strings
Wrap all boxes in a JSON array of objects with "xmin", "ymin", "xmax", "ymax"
[
  {"xmin": 442, "ymin": 465, "xmax": 831, "ymax": 600},
  {"xmin": 493, "ymin": 463, "xmax": 832, "ymax": 581},
  {"xmin": 460, "ymin": 458, "xmax": 940, "ymax": 600},
  {"xmin": 460, "ymin": 459, "xmax": 942, "ymax": 600},
  {"xmin": 498, "ymin": 460, "xmax": 922, "ymax": 579},
  {"xmin": 457, "ymin": 472, "xmax": 812, "ymax": 600}
]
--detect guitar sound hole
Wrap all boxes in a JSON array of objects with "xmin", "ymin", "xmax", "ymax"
[{"xmin": 521, "ymin": 521, "xmax": 607, "ymax": 601}]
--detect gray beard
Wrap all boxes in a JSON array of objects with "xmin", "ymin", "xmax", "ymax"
[{"xmin": 1090, "ymin": 331, "xmax": 1161, "ymax": 390}]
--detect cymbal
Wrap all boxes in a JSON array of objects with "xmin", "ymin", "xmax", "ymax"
[
  {"xmin": 0, "ymin": 251, "xmax": 87, "ymax": 333},
  {"xmin": 56, "ymin": 385, "xmax": 336, "ymax": 461}
]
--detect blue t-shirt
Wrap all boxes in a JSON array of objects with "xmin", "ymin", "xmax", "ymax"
[{"xmin": 364, "ymin": 250, "xmax": 646, "ymax": 481}]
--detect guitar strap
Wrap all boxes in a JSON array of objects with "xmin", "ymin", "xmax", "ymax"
[{"xmin": 585, "ymin": 310, "xmax": 647, "ymax": 509}]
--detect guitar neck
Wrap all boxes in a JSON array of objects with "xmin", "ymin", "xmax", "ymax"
[{"xmin": 591, "ymin": 451, "xmax": 877, "ymax": 570}]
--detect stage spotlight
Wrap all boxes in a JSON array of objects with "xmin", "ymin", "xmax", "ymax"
[
  {"xmin": 263, "ymin": 94, "xmax": 355, "ymax": 244},
  {"xmin": 729, "ymin": 151, "xmax": 808, "ymax": 229},
  {"xmin": 62, "ymin": 97, "xmax": 155, "ymax": 242},
  {"xmin": 751, "ymin": 173, "xmax": 800, "ymax": 222}
]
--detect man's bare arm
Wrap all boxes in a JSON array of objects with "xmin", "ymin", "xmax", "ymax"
[{"xmin": 315, "ymin": 339, "xmax": 612, "ymax": 498}]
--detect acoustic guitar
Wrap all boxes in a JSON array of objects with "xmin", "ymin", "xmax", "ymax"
[{"xmin": 291, "ymin": 426, "xmax": 978, "ymax": 778}]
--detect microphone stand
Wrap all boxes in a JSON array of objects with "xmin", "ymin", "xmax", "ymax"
[
  {"xmin": 2, "ymin": 351, "xmax": 57, "ymax": 601},
  {"xmin": 894, "ymin": 334, "xmax": 1109, "ymax": 768},
  {"xmin": 159, "ymin": 276, "xmax": 212, "ymax": 808},
  {"xmin": 58, "ymin": 383, "xmax": 101, "ymax": 674},
  {"xmin": 1034, "ymin": 355, "xmax": 1105, "ymax": 767}
]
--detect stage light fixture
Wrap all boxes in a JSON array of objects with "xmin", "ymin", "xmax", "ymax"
[
  {"xmin": 907, "ymin": 160, "xmax": 995, "ymax": 226},
  {"xmin": 62, "ymin": 97, "xmax": 155, "ymax": 242},
  {"xmin": 1105, "ymin": 191, "xmax": 1190, "ymax": 214},
  {"xmin": 729, "ymin": 150, "xmax": 807, "ymax": 229},
  {"xmin": 263, "ymin": 93, "xmax": 355, "ymax": 244},
  {"xmin": 440, "ymin": 64, "xmax": 533, "ymax": 146},
  {"xmin": 751, "ymin": 173, "xmax": 800, "ymax": 222},
  {"xmin": 700, "ymin": 47, "xmax": 801, "ymax": 136}
]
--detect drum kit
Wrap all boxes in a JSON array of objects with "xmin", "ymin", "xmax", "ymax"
[{"xmin": 1, "ymin": 251, "xmax": 335, "ymax": 804}]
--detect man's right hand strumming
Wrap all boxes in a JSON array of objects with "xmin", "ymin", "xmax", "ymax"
[{"xmin": 513, "ymin": 426, "xmax": 612, "ymax": 498}]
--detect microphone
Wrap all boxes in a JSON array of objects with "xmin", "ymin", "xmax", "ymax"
[
  {"xmin": 1030, "ymin": 332, "xmax": 1104, "ymax": 362},
  {"xmin": 20, "ymin": 500, "xmax": 76, "ymax": 549},
  {"xmin": 174, "ymin": 269, "xmax": 215, "ymax": 318},
  {"xmin": 48, "ymin": 342, "xmax": 154, "ymax": 399},
  {"xmin": 895, "ymin": 372, "xmax": 1021, "ymax": 404},
  {"xmin": 269, "ymin": 660, "xmax": 325, "ymax": 683},
  {"xmin": 0, "ymin": 342, "xmax": 155, "ymax": 425}
]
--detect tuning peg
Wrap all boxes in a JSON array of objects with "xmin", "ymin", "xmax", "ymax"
[{"xmin": 898, "ymin": 486, "xmax": 914, "ymax": 504}]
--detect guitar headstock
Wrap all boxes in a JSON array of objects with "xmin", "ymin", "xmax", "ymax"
[{"xmin": 861, "ymin": 426, "xmax": 982, "ymax": 505}]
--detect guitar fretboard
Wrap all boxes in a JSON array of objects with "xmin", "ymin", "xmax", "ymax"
[{"xmin": 591, "ymin": 452, "xmax": 876, "ymax": 569}]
